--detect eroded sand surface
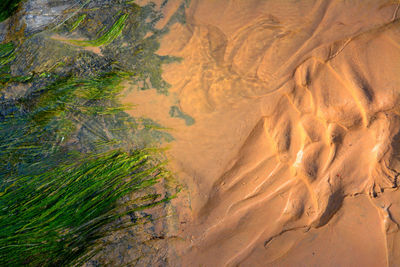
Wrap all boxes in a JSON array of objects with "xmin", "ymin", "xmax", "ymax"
[{"xmin": 124, "ymin": 0, "xmax": 400, "ymax": 266}]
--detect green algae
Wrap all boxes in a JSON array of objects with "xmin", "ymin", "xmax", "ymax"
[
  {"xmin": 0, "ymin": 2, "xmax": 182, "ymax": 265},
  {"xmin": 0, "ymin": 42, "xmax": 15, "ymax": 64},
  {"xmin": 69, "ymin": 14, "xmax": 87, "ymax": 32},
  {"xmin": 0, "ymin": 0, "xmax": 23, "ymax": 22},
  {"xmin": 67, "ymin": 14, "xmax": 128, "ymax": 47},
  {"xmin": 0, "ymin": 68, "xmax": 176, "ymax": 266},
  {"xmin": 0, "ymin": 149, "xmax": 176, "ymax": 267},
  {"xmin": 0, "ymin": 42, "xmax": 33, "ymax": 89}
]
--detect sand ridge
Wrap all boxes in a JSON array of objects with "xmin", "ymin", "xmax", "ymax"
[{"xmin": 124, "ymin": 0, "xmax": 400, "ymax": 266}]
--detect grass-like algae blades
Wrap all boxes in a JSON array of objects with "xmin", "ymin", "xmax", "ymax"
[
  {"xmin": 69, "ymin": 14, "xmax": 87, "ymax": 32},
  {"xmin": 0, "ymin": 150, "xmax": 174, "ymax": 266},
  {"xmin": 66, "ymin": 14, "xmax": 129, "ymax": 47},
  {"xmin": 0, "ymin": 1, "xmax": 179, "ymax": 266}
]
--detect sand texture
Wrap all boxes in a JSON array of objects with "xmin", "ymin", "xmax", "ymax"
[{"xmin": 124, "ymin": 0, "xmax": 400, "ymax": 266}]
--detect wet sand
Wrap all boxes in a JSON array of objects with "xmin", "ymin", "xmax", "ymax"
[{"xmin": 124, "ymin": 0, "xmax": 400, "ymax": 265}]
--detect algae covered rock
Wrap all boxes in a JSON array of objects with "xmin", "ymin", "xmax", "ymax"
[{"xmin": 0, "ymin": 0, "xmax": 185, "ymax": 265}]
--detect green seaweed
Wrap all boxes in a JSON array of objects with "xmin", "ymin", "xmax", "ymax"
[
  {"xmin": 69, "ymin": 14, "xmax": 87, "ymax": 32},
  {"xmin": 0, "ymin": 0, "xmax": 23, "ymax": 22},
  {"xmin": 0, "ymin": 42, "xmax": 15, "ymax": 66},
  {"xmin": 0, "ymin": 149, "xmax": 175, "ymax": 266},
  {"xmin": 0, "ymin": 2, "xmax": 181, "ymax": 265},
  {"xmin": 0, "ymin": 69, "xmax": 177, "ymax": 266},
  {"xmin": 0, "ymin": 71, "xmax": 121, "ymax": 174},
  {"xmin": 67, "ymin": 14, "xmax": 128, "ymax": 47},
  {"xmin": 0, "ymin": 42, "xmax": 33, "ymax": 89}
]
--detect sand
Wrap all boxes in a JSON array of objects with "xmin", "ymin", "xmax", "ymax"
[{"xmin": 123, "ymin": 0, "xmax": 400, "ymax": 266}]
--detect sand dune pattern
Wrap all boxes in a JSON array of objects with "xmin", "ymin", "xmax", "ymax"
[{"xmin": 143, "ymin": 0, "xmax": 400, "ymax": 265}]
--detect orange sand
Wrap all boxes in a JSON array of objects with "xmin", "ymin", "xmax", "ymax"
[{"xmin": 124, "ymin": 0, "xmax": 400, "ymax": 266}]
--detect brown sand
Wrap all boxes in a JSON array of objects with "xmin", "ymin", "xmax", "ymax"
[{"xmin": 124, "ymin": 0, "xmax": 400, "ymax": 266}]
